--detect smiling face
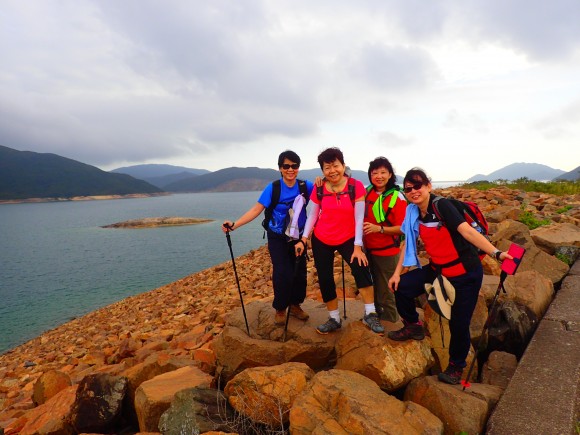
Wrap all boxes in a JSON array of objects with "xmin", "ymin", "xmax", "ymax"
[
  {"xmin": 322, "ymin": 159, "xmax": 346, "ymax": 184},
  {"xmin": 280, "ymin": 158, "xmax": 300, "ymax": 183},
  {"xmin": 370, "ymin": 166, "xmax": 392, "ymax": 192},
  {"xmin": 403, "ymin": 177, "xmax": 431, "ymax": 208}
]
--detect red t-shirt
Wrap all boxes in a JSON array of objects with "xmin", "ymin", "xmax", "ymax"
[
  {"xmin": 363, "ymin": 189, "xmax": 407, "ymax": 256},
  {"xmin": 311, "ymin": 178, "xmax": 366, "ymax": 246}
]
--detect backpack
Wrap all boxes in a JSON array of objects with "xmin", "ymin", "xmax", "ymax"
[
  {"xmin": 365, "ymin": 185, "xmax": 407, "ymax": 250},
  {"xmin": 261, "ymin": 179, "xmax": 309, "ymax": 232},
  {"xmin": 431, "ymin": 195, "xmax": 490, "ymax": 259},
  {"xmin": 316, "ymin": 176, "xmax": 357, "ymax": 207}
]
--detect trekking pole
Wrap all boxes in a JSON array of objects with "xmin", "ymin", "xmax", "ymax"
[
  {"xmin": 283, "ymin": 247, "xmax": 302, "ymax": 342},
  {"xmin": 224, "ymin": 224, "xmax": 250, "ymax": 335},
  {"xmin": 461, "ymin": 271, "xmax": 507, "ymax": 390},
  {"xmin": 342, "ymin": 258, "xmax": 347, "ymax": 319}
]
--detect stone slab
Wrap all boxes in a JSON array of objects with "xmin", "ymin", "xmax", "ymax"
[
  {"xmin": 486, "ymin": 319, "xmax": 580, "ymax": 435},
  {"xmin": 544, "ymin": 275, "xmax": 580, "ymax": 330},
  {"xmin": 569, "ymin": 259, "xmax": 580, "ymax": 276}
]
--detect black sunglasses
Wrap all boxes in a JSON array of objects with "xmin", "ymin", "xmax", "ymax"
[
  {"xmin": 281, "ymin": 163, "xmax": 300, "ymax": 170},
  {"xmin": 403, "ymin": 182, "xmax": 424, "ymax": 193}
]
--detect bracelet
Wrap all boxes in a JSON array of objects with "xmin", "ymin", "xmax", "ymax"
[
  {"xmin": 490, "ymin": 249, "xmax": 501, "ymax": 261},
  {"xmin": 231, "ymin": 221, "xmax": 236, "ymax": 229}
]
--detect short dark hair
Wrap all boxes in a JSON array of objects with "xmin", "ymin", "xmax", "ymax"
[
  {"xmin": 317, "ymin": 147, "xmax": 344, "ymax": 169},
  {"xmin": 278, "ymin": 150, "xmax": 301, "ymax": 168},
  {"xmin": 404, "ymin": 167, "xmax": 431, "ymax": 186},
  {"xmin": 368, "ymin": 157, "xmax": 397, "ymax": 190}
]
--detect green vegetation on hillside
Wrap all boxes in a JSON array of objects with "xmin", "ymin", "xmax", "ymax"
[
  {"xmin": 460, "ymin": 178, "xmax": 580, "ymax": 195},
  {"xmin": 0, "ymin": 145, "xmax": 162, "ymax": 200}
]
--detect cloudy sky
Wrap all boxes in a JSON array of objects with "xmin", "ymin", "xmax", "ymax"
[{"xmin": 1, "ymin": 1, "xmax": 579, "ymax": 180}]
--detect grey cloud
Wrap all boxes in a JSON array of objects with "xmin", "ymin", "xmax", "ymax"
[
  {"xmin": 346, "ymin": 43, "xmax": 439, "ymax": 91},
  {"xmin": 533, "ymin": 99, "xmax": 580, "ymax": 139},
  {"xmin": 454, "ymin": 0, "xmax": 580, "ymax": 60},
  {"xmin": 376, "ymin": 131, "xmax": 415, "ymax": 148}
]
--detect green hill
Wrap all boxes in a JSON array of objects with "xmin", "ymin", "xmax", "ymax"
[{"xmin": 0, "ymin": 145, "xmax": 163, "ymax": 200}]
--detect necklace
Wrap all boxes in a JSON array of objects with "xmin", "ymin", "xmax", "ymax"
[{"xmin": 327, "ymin": 178, "xmax": 346, "ymax": 193}]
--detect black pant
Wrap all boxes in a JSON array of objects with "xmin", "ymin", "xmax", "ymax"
[
  {"xmin": 394, "ymin": 263, "xmax": 483, "ymax": 368},
  {"xmin": 267, "ymin": 232, "xmax": 307, "ymax": 311},
  {"xmin": 311, "ymin": 234, "xmax": 373, "ymax": 303}
]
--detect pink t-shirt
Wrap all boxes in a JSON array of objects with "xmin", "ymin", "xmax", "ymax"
[{"xmin": 311, "ymin": 178, "xmax": 366, "ymax": 246}]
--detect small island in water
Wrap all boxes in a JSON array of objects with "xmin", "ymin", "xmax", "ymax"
[{"xmin": 101, "ymin": 216, "xmax": 213, "ymax": 229}]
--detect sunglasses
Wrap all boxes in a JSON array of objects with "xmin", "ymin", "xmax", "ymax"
[
  {"xmin": 403, "ymin": 182, "xmax": 424, "ymax": 193},
  {"xmin": 281, "ymin": 163, "xmax": 300, "ymax": 170}
]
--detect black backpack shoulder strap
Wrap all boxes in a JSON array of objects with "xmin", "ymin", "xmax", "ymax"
[
  {"xmin": 297, "ymin": 179, "xmax": 309, "ymax": 204},
  {"xmin": 431, "ymin": 195, "xmax": 444, "ymax": 222},
  {"xmin": 263, "ymin": 180, "xmax": 281, "ymax": 229},
  {"xmin": 347, "ymin": 177, "xmax": 356, "ymax": 206}
]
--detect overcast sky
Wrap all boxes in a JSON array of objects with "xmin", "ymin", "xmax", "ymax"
[{"xmin": 1, "ymin": 1, "xmax": 580, "ymax": 180}]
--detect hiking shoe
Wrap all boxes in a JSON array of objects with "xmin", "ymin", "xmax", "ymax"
[
  {"xmin": 316, "ymin": 318, "xmax": 342, "ymax": 334},
  {"xmin": 290, "ymin": 305, "xmax": 309, "ymax": 321},
  {"xmin": 274, "ymin": 310, "xmax": 286, "ymax": 325},
  {"xmin": 362, "ymin": 312, "xmax": 385, "ymax": 335},
  {"xmin": 387, "ymin": 321, "xmax": 425, "ymax": 341},
  {"xmin": 438, "ymin": 363, "xmax": 463, "ymax": 385}
]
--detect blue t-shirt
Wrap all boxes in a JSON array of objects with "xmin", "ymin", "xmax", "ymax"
[{"xmin": 258, "ymin": 178, "xmax": 314, "ymax": 234}]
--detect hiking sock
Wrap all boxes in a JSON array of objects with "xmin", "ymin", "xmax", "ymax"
[
  {"xmin": 329, "ymin": 309, "xmax": 341, "ymax": 322},
  {"xmin": 364, "ymin": 303, "xmax": 375, "ymax": 316}
]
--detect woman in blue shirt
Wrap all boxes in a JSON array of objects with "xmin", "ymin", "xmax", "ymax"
[{"xmin": 222, "ymin": 150, "xmax": 314, "ymax": 325}]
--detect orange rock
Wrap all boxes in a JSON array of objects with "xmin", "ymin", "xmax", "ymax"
[{"xmin": 32, "ymin": 370, "xmax": 72, "ymax": 406}]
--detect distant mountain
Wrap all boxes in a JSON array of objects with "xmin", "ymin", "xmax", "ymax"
[
  {"xmin": 467, "ymin": 162, "xmax": 566, "ymax": 182},
  {"xmin": 553, "ymin": 166, "xmax": 580, "ymax": 181},
  {"xmin": 111, "ymin": 164, "xmax": 211, "ymax": 189},
  {"xmin": 111, "ymin": 164, "xmax": 210, "ymax": 178},
  {"xmin": 165, "ymin": 167, "xmax": 280, "ymax": 192},
  {"xmin": 0, "ymin": 145, "xmax": 162, "ymax": 200}
]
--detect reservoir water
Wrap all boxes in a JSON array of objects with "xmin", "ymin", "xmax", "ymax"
[
  {"xmin": 0, "ymin": 181, "xmax": 462, "ymax": 354},
  {"xmin": 0, "ymin": 192, "xmax": 266, "ymax": 354}
]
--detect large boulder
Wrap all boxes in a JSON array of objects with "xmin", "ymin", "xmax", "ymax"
[
  {"xmin": 490, "ymin": 219, "xmax": 535, "ymax": 249},
  {"xmin": 481, "ymin": 271, "xmax": 554, "ymax": 319},
  {"xmin": 334, "ymin": 322, "xmax": 434, "ymax": 392},
  {"xmin": 404, "ymin": 375, "xmax": 503, "ymax": 435},
  {"xmin": 134, "ymin": 366, "xmax": 213, "ymax": 432},
  {"xmin": 530, "ymin": 222, "xmax": 580, "ymax": 254},
  {"xmin": 224, "ymin": 362, "xmax": 314, "ymax": 427},
  {"xmin": 481, "ymin": 351, "xmax": 518, "ymax": 389},
  {"xmin": 214, "ymin": 299, "xmax": 360, "ymax": 383},
  {"xmin": 289, "ymin": 369, "xmax": 443, "ymax": 434},
  {"xmin": 158, "ymin": 387, "xmax": 235, "ymax": 435},
  {"xmin": 487, "ymin": 300, "xmax": 538, "ymax": 358},
  {"xmin": 18, "ymin": 385, "xmax": 78, "ymax": 435},
  {"xmin": 70, "ymin": 373, "xmax": 128, "ymax": 433},
  {"xmin": 32, "ymin": 370, "xmax": 72, "ymax": 406},
  {"xmin": 423, "ymin": 304, "xmax": 479, "ymax": 381},
  {"xmin": 496, "ymin": 240, "xmax": 569, "ymax": 285}
]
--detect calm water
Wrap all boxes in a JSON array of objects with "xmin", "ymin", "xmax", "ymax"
[
  {"xmin": 0, "ymin": 192, "xmax": 267, "ymax": 354},
  {"xmin": 0, "ymin": 181, "xmax": 462, "ymax": 355}
]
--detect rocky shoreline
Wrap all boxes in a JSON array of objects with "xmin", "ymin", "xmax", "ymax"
[
  {"xmin": 101, "ymin": 217, "xmax": 213, "ymax": 229},
  {"xmin": 0, "ymin": 192, "xmax": 170, "ymax": 205},
  {"xmin": 0, "ymin": 186, "xmax": 579, "ymax": 434}
]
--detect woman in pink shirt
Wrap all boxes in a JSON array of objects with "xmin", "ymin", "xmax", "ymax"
[{"xmin": 296, "ymin": 148, "xmax": 383, "ymax": 335}]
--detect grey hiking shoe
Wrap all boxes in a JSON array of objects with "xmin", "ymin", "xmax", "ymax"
[
  {"xmin": 387, "ymin": 321, "xmax": 425, "ymax": 341},
  {"xmin": 438, "ymin": 363, "xmax": 463, "ymax": 385},
  {"xmin": 362, "ymin": 312, "xmax": 385, "ymax": 335},
  {"xmin": 316, "ymin": 318, "xmax": 342, "ymax": 334}
]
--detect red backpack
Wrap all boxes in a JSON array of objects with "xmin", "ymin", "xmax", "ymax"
[{"xmin": 432, "ymin": 196, "xmax": 490, "ymax": 259}]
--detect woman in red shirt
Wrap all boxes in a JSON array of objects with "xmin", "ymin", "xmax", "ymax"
[
  {"xmin": 363, "ymin": 157, "xmax": 406, "ymax": 323},
  {"xmin": 296, "ymin": 148, "xmax": 383, "ymax": 335}
]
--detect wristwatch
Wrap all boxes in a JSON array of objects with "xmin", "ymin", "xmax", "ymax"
[
  {"xmin": 490, "ymin": 249, "xmax": 502, "ymax": 261},
  {"xmin": 379, "ymin": 225, "xmax": 384, "ymax": 234}
]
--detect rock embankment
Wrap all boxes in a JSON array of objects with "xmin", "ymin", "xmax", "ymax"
[
  {"xmin": 101, "ymin": 217, "xmax": 213, "ymax": 228},
  {"xmin": 0, "ymin": 186, "xmax": 579, "ymax": 434}
]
